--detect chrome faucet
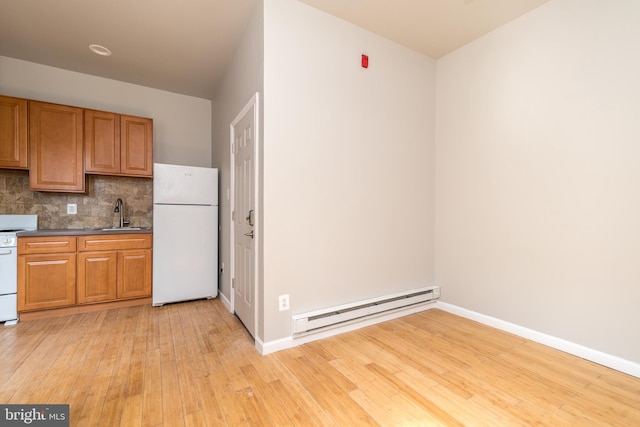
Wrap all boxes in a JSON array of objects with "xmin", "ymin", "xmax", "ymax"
[{"xmin": 114, "ymin": 198, "xmax": 128, "ymax": 227}]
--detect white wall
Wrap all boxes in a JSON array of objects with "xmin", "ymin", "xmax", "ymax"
[
  {"xmin": 0, "ymin": 56, "xmax": 212, "ymax": 167},
  {"xmin": 263, "ymin": 0, "xmax": 436, "ymax": 342},
  {"xmin": 212, "ymin": 2, "xmax": 264, "ymax": 325},
  {"xmin": 436, "ymin": 0, "xmax": 640, "ymax": 363}
]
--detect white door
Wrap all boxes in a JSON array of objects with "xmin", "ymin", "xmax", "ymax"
[{"xmin": 231, "ymin": 93, "xmax": 259, "ymax": 337}]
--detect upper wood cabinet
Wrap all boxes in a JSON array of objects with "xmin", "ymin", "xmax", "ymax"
[
  {"xmin": 84, "ymin": 109, "xmax": 120, "ymax": 175},
  {"xmin": 2, "ymin": 94, "xmax": 153, "ymax": 189},
  {"xmin": 121, "ymin": 115, "xmax": 153, "ymax": 177},
  {"xmin": 29, "ymin": 101, "xmax": 85, "ymax": 192},
  {"xmin": 0, "ymin": 95, "xmax": 28, "ymax": 169},
  {"xmin": 85, "ymin": 110, "xmax": 153, "ymax": 177}
]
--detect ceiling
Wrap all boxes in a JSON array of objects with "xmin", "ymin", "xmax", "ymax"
[
  {"xmin": 299, "ymin": 0, "xmax": 549, "ymax": 58},
  {"xmin": 0, "ymin": 0, "xmax": 549, "ymax": 100}
]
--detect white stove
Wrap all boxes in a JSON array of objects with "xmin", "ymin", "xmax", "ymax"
[{"xmin": 0, "ymin": 215, "xmax": 38, "ymax": 325}]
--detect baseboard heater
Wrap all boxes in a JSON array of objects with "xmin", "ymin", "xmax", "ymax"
[{"xmin": 291, "ymin": 286, "xmax": 440, "ymax": 336}]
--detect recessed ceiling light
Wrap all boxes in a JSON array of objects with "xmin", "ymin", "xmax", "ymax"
[{"xmin": 89, "ymin": 44, "xmax": 112, "ymax": 56}]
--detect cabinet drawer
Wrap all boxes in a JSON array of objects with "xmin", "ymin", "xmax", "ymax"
[
  {"xmin": 18, "ymin": 236, "xmax": 77, "ymax": 254},
  {"xmin": 78, "ymin": 234, "xmax": 152, "ymax": 251}
]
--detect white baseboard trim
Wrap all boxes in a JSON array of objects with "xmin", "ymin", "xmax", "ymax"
[
  {"xmin": 436, "ymin": 302, "xmax": 640, "ymax": 379},
  {"xmin": 258, "ymin": 301, "xmax": 438, "ymax": 355},
  {"xmin": 218, "ymin": 292, "xmax": 231, "ymax": 312}
]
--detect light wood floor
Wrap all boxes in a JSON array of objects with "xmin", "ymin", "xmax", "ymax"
[{"xmin": 1, "ymin": 299, "xmax": 639, "ymax": 426}]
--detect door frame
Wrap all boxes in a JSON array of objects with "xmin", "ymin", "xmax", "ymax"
[{"xmin": 229, "ymin": 92, "xmax": 260, "ymax": 336}]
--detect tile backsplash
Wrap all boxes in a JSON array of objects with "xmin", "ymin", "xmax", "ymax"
[{"xmin": 0, "ymin": 170, "xmax": 152, "ymax": 229}]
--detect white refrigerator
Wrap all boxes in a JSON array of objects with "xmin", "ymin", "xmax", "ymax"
[{"xmin": 152, "ymin": 163, "xmax": 218, "ymax": 306}]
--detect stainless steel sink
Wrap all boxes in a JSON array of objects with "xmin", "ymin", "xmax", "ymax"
[{"xmin": 100, "ymin": 227, "xmax": 145, "ymax": 231}]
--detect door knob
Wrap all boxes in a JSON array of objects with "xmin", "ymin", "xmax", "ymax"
[
  {"xmin": 244, "ymin": 230, "xmax": 254, "ymax": 239},
  {"xmin": 246, "ymin": 210, "xmax": 254, "ymax": 226}
]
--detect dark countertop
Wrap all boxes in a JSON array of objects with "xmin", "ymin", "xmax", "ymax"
[{"xmin": 18, "ymin": 228, "xmax": 152, "ymax": 237}]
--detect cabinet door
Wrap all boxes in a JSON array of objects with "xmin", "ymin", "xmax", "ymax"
[
  {"xmin": 29, "ymin": 101, "xmax": 85, "ymax": 192},
  {"xmin": 77, "ymin": 251, "xmax": 117, "ymax": 303},
  {"xmin": 121, "ymin": 115, "xmax": 153, "ymax": 177},
  {"xmin": 85, "ymin": 109, "xmax": 120, "ymax": 174},
  {"xmin": 17, "ymin": 253, "xmax": 76, "ymax": 311},
  {"xmin": 117, "ymin": 249, "xmax": 152, "ymax": 299},
  {"xmin": 0, "ymin": 95, "xmax": 28, "ymax": 169}
]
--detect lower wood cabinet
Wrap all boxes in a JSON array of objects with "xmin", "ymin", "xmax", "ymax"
[
  {"xmin": 17, "ymin": 252, "xmax": 76, "ymax": 311},
  {"xmin": 77, "ymin": 251, "xmax": 117, "ymax": 303},
  {"xmin": 117, "ymin": 250, "xmax": 152, "ymax": 299},
  {"xmin": 17, "ymin": 236, "xmax": 77, "ymax": 311},
  {"xmin": 18, "ymin": 233, "xmax": 152, "ymax": 313},
  {"xmin": 77, "ymin": 234, "xmax": 151, "ymax": 304}
]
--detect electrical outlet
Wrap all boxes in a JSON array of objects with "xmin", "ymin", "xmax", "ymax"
[
  {"xmin": 67, "ymin": 203, "xmax": 77, "ymax": 215},
  {"xmin": 278, "ymin": 294, "xmax": 290, "ymax": 311}
]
